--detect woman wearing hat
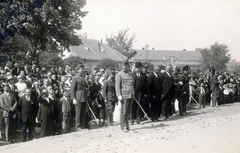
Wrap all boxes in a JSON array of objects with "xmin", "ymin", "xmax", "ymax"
[{"xmin": 64, "ymin": 74, "xmax": 72, "ymax": 88}]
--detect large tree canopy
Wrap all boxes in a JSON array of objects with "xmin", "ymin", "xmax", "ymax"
[
  {"xmin": 197, "ymin": 42, "xmax": 231, "ymax": 71},
  {"xmin": 106, "ymin": 28, "xmax": 136, "ymax": 56},
  {"xmin": 0, "ymin": 0, "xmax": 87, "ymax": 65}
]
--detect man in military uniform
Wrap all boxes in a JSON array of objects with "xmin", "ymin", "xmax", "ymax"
[
  {"xmin": 70, "ymin": 64, "xmax": 88, "ymax": 130},
  {"xmin": 115, "ymin": 61, "xmax": 134, "ymax": 132},
  {"xmin": 180, "ymin": 65, "xmax": 190, "ymax": 115}
]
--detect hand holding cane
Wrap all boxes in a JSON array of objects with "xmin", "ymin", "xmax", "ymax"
[
  {"xmin": 133, "ymin": 97, "xmax": 150, "ymax": 120},
  {"xmin": 86, "ymin": 102, "xmax": 99, "ymax": 125}
]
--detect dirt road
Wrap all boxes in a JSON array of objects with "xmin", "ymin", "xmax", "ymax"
[{"xmin": 1, "ymin": 103, "xmax": 240, "ymax": 153}]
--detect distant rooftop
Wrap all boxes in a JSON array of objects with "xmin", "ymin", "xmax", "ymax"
[
  {"xmin": 134, "ymin": 49, "xmax": 203, "ymax": 61},
  {"xmin": 70, "ymin": 39, "xmax": 127, "ymax": 61}
]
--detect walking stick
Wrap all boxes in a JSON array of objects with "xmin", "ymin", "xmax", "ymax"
[
  {"xmin": 189, "ymin": 94, "xmax": 200, "ymax": 107},
  {"xmin": 86, "ymin": 102, "xmax": 99, "ymax": 125},
  {"xmin": 133, "ymin": 97, "xmax": 151, "ymax": 120}
]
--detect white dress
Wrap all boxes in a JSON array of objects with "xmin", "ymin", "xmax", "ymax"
[{"xmin": 15, "ymin": 82, "xmax": 27, "ymax": 97}]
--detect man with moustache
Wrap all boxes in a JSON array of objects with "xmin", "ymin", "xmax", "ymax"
[
  {"xmin": 131, "ymin": 62, "xmax": 148, "ymax": 124},
  {"xmin": 148, "ymin": 66, "xmax": 162, "ymax": 122},
  {"xmin": 70, "ymin": 64, "xmax": 88, "ymax": 131},
  {"xmin": 19, "ymin": 88, "xmax": 38, "ymax": 142},
  {"xmin": 115, "ymin": 61, "xmax": 134, "ymax": 132},
  {"xmin": 160, "ymin": 65, "xmax": 175, "ymax": 120}
]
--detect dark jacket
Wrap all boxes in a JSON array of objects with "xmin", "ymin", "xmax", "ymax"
[
  {"xmin": 180, "ymin": 73, "xmax": 190, "ymax": 93},
  {"xmin": 102, "ymin": 79, "xmax": 117, "ymax": 102},
  {"xmin": 132, "ymin": 71, "xmax": 148, "ymax": 96},
  {"xmin": 37, "ymin": 96, "xmax": 55, "ymax": 122},
  {"xmin": 19, "ymin": 95, "xmax": 38, "ymax": 122},
  {"xmin": 148, "ymin": 72, "xmax": 162, "ymax": 99},
  {"xmin": 160, "ymin": 72, "xmax": 175, "ymax": 99}
]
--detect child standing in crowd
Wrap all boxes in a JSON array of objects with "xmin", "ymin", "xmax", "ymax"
[
  {"xmin": 194, "ymin": 83, "xmax": 209, "ymax": 108},
  {"xmin": 60, "ymin": 89, "xmax": 72, "ymax": 134}
]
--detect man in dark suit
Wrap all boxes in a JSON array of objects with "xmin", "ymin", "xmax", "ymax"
[
  {"xmin": 148, "ymin": 66, "xmax": 162, "ymax": 122},
  {"xmin": 132, "ymin": 62, "xmax": 148, "ymax": 124},
  {"xmin": 70, "ymin": 64, "xmax": 88, "ymax": 130},
  {"xmin": 19, "ymin": 88, "xmax": 38, "ymax": 142},
  {"xmin": 160, "ymin": 65, "xmax": 175, "ymax": 119}
]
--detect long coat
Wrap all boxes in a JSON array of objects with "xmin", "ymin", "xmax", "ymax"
[
  {"xmin": 132, "ymin": 71, "xmax": 148, "ymax": 96},
  {"xmin": 148, "ymin": 72, "xmax": 162, "ymax": 99},
  {"xmin": 19, "ymin": 95, "xmax": 38, "ymax": 123},
  {"xmin": 37, "ymin": 96, "xmax": 55, "ymax": 137},
  {"xmin": 160, "ymin": 72, "xmax": 175, "ymax": 99}
]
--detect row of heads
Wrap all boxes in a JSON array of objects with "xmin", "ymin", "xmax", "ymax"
[{"xmin": 123, "ymin": 60, "xmax": 191, "ymax": 72}]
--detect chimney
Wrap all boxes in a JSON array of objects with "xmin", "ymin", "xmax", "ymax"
[
  {"xmin": 152, "ymin": 48, "xmax": 155, "ymax": 50},
  {"xmin": 183, "ymin": 49, "xmax": 186, "ymax": 51},
  {"xmin": 142, "ymin": 47, "xmax": 145, "ymax": 50}
]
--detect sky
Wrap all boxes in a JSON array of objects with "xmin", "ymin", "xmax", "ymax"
[{"xmin": 76, "ymin": 0, "xmax": 240, "ymax": 61}]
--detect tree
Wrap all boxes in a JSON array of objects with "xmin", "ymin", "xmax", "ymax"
[
  {"xmin": 197, "ymin": 42, "xmax": 231, "ymax": 71},
  {"xmin": 38, "ymin": 52, "xmax": 63, "ymax": 68},
  {"xmin": 95, "ymin": 58, "xmax": 119, "ymax": 70},
  {"xmin": 106, "ymin": 28, "xmax": 136, "ymax": 56},
  {"xmin": 0, "ymin": 0, "xmax": 87, "ymax": 65},
  {"xmin": 233, "ymin": 64, "xmax": 240, "ymax": 74},
  {"xmin": 62, "ymin": 55, "xmax": 83, "ymax": 70}
]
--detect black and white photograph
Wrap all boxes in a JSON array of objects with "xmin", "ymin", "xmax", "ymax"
[{"xmin": 0, "ymin": 0, "xmax": 240, "ymax": 152}]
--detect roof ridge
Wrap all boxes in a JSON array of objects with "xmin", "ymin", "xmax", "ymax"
[
  {"xmin": 81, "ymin": 39, "xmax": 102, "ymax": 60},
  {"xmin": 104, "ymin": 45, "xmax": 126, "ymax": 61}
]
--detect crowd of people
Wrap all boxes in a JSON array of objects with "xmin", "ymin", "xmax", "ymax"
[{"xmin": 0, "ymin": 60, "xmax": 239, "ymax": 144}]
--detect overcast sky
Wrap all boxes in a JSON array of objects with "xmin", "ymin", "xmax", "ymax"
[{"xmin": 77, "ymin": 0, "xmax": 240, "ymax": 61}]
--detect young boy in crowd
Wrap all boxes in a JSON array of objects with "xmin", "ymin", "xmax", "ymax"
[
  {"xmin": 194, "ymin": 83, "xmax": 209, "ymax": 108},
  {"xmin": 60, "ymin": 89, "xmax": 72, "ymax": 134}
]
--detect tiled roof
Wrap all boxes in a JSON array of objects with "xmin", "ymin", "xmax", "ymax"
[
  {"xmin": 134, "ymin": 50, "xmax": 203, "ymax": 61},
  {"xmin": 70, "ymin": 39, "xmax": 127, "ymax": 61}
]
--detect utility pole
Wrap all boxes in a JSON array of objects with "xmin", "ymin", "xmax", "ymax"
[{"xmin": 145, "ymin": 44, "xmax": 149, "ymax": 63}]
